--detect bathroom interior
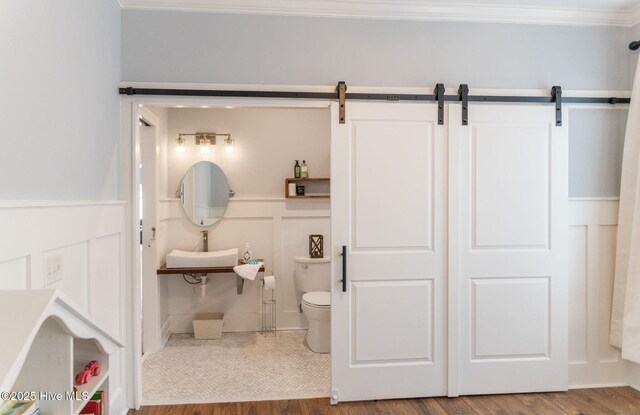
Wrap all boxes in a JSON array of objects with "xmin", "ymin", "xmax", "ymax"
[{"xmin": 138, "ymin": 104, "xmax": 333, "ymax": 404}]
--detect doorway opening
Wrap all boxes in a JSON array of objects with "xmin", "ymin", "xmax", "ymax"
[{"xmin": 133, "ymin": 101, "xmax": 333, "ymax": 405}]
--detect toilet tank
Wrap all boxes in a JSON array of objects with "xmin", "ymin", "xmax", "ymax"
[{"xmin": 293, "ymin": 256, "xmax": 331, "ymax": 292}]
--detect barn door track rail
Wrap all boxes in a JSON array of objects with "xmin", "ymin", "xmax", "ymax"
[{"xmin": 119, "ymin": 82, "xmax": 630, "ymax": 126}]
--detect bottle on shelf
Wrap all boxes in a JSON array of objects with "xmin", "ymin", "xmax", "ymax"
[
  {"xmin": 301, "ymin": 160, "xmax": 308, "ymax": 178},
  {"xmin": 243, "ymin": 243, "xmax": 252, "ymax": 261},
  {"xmin": 294, "ymin": 160, "xmax": 301, "ymax": 178}
]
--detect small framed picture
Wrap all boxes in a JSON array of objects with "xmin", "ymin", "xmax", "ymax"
[
  {"xmin": 309, "ymin": 234, "xmax": 324, "ymax": 258},
  {"xmin": 296, "ymin": 185, "xmax": 305, "ymax": 196}
]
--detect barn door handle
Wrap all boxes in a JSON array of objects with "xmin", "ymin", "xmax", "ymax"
[{"xmin": 340, "ymin": 245, "xmax": 347, "ymax": 292}]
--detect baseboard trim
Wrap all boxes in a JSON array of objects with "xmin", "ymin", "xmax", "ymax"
[
  {"xmin": 625, "ymin": 361, "xmax": 640, "ymax": 390},
  {"xmin": 569, "ymin": 382, "xmax": 628, "ymax": 389}
]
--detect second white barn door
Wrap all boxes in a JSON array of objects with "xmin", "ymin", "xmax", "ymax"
[{"xmin": 449, "ymin": 104, "xmax": 568, "ymax": 395}]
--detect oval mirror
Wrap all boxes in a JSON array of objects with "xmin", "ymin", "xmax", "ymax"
[{"xmin": 178, "ymin": 161, "xmax": 230, "ymax": 227}]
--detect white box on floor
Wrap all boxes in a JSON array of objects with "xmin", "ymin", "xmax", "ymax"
[{"xmin": 193, "ymin": 313, "xmax": 224, "ymax": 339}]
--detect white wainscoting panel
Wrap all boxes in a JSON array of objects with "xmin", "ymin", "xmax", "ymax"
[
  {"xmin": 569, "ymin": 225, "xmax": 588, "ymax": 365},
  {"xmin": 91, "ymin": 233, "xmax": 123, "ymax": 336},
  {"xmin": 42, "ymin": 242, "xmax": 88, "ymax": 310},
  {"xmin": 0, "ymin": 200, "xmax": 126, "ymax": 412},
  {"xmin": 160, "ymin": 198, "xmax": 330, "ymax": 333},
  {"xmin": 568, "ymin": 198, "xmax": 625, "ymax": 387},
  {"xmin": 0, "ymin": 256, "xmax": 29, "ymax": 290}
]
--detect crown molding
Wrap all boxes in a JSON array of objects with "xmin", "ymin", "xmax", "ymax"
[
  {"xmin": 119, "ymin": 0, "xmax": 640, "ymax": 27},
  {"xmin": 629, "ymin": 4, "xmax": 640, "ymax": 26}
]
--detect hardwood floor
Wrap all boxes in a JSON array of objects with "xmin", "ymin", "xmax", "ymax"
[{"xmin": 131, "ymin": 387, "xmax": 640, "ymax": 414}]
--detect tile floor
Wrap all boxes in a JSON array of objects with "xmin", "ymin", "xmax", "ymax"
[{"xmin": 142, "ymin": 330, "xmax": 330, "ymax": 405}]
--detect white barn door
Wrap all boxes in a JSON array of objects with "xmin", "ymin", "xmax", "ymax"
[
  {"xmin": 330, "ymin": 101, "xmax": 446, "ymax": 402},
  {"xmin": 449, "ymin": 104, "xmax": 568, "ymax": 395}
]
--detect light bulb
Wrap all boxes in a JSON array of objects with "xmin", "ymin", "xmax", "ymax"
[
  {"xmin": 225, "ymin": 137, "xmax": 234, "ymax": 154},
  {"xmin": 200, "ymin": 145, "xmax": 210, "ymax": 154},
  {"xmin": 175, "ymin": 134, "xmax": 186, "ymax": 153}
]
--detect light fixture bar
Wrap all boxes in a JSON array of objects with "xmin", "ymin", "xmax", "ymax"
[
  {"xmin": 178, "ymin": 132, "xmax": 231, "ymax": 146},
  {"xmin": 175, "ymin": 132, "xmax": 233, "ymax": 154},
  {"xmin": 194, "ymin": 133, "xmax": 216, "ymax": 146}
]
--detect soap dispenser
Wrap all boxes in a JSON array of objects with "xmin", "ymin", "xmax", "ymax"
[
  {"xmin": 243, "ymin": 243, "xmax": 252, "ymax": 262},
  {"xmin": 294, "ymin": 160, "xmax": 301, "ymax": 178},
  {"xmin": 301, "ymin": 160, "xmax": 308, "ymax": 178}
]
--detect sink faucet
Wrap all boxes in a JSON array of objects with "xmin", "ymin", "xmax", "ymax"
[{"xmin": 201, "ymin": 230, "xmax": 208, "ymax": 252}]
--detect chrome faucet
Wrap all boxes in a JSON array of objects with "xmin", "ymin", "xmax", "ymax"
[{"xmin": 201, "ymin": 230, "xmax": 208, "ymax": 252}]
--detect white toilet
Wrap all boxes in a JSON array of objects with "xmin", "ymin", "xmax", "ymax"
[{"xmin": 294, "ymin": 256, "xmax": 331, "ymax": 353}]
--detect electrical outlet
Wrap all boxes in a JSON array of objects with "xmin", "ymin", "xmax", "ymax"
[{"xmin": 44, "ymin": 254, "xmax": 63, "ymax": 286}]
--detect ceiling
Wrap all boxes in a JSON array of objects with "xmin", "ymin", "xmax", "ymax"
[{"xmin": 118, "ymin": 0, "xmax": 640, "ymax": 27}]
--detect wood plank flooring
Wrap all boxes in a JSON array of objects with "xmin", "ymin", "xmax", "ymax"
[{"xmin": 131, "ymin": 387, "xmax": 640, "ymax": 415}]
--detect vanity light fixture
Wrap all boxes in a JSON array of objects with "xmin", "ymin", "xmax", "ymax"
[{"xmin": 175, "ymin": 132, "xmax": 233, "ymax": 155}]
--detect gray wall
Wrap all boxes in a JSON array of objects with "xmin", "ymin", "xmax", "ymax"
[
  {"xmin": 0, "ymin": 0, "xmax": 121, "ymax": 199},
  {"xmin": 569, "ymin": 109, "xmax": 627, "ymax": 197},
  {"xmin": 122, "ymin": 11, "xmax": 632, "ymax": 90}
]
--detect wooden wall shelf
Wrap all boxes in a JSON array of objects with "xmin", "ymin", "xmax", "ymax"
[{"xmin": 285, "ymin": 177, "xmax": 330, "ymax": 199}]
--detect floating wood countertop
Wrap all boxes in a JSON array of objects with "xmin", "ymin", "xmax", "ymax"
[
  {"xmin": 157, "ymin": 260, "xmax": 265, "ymax": 294},
  {"xmin": 157, "ymin": 260, "xmax": 265, "ymax": 275}
]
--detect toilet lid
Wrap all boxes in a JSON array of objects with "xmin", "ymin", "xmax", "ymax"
[{"xmin": 302, "ymin": 291, "xmax": 330, "ymax": 307}]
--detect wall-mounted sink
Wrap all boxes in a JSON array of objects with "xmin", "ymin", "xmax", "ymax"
[{"xmin": 166, "ymin": 248, "xmax": 238, "ymax": 268}]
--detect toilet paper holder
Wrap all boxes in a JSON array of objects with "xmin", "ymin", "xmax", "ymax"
[{"xmin": 261, "ymin": 275, "xmax": 277, "ymax": 337}]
